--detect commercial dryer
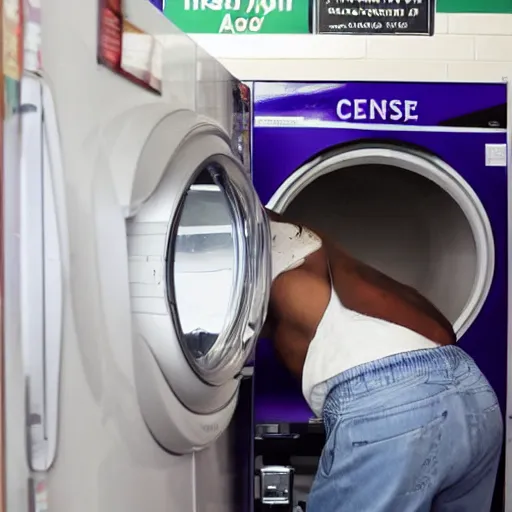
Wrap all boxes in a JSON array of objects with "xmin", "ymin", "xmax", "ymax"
[{"xmin": 251, "ymin": 81, "xmax": 508, "ymax": 508}]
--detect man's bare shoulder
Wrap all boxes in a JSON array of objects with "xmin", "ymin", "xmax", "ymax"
[{"xmin": 270, "ymin": 263, "xmax": 330, "ymax": 313}]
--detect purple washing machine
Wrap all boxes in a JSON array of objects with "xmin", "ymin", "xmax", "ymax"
[{"xmin": 251, "ymin": 81, "xmax": 507, "ymax": 509}]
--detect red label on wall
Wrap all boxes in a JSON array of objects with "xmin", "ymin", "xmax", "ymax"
[{"xmin": 99, "ymin": 6, "xmax": 122, "ymax": 68}]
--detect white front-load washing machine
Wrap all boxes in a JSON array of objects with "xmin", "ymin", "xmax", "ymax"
[{"xmin": 8, "ymin": 2, "xmax": 270, "ymax": 512}]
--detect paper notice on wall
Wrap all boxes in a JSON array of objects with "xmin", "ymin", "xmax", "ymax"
[
  {"xmin": 24, "ymin": 0, "xmax": 42, "ymax": 73},
  {"xmin": 97, "ymin": 0, "xmax": 162, "ymax": 94},
  {"xmin": 485, "ymin": 144, "xmax": 507, "ymax": 167},
  {"xmin": 3, "ymin": 0, "xmax": 23, "ymax": 80},
  {"xmin": 3, "ymin": 0, "xmax": 23, "ymax": 119},
  {"xmin": 121, "ymin": 21, "xmax": 163, "ymax": 94}
]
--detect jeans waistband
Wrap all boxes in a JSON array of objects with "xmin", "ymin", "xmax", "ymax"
[{"xmin": 324, "ymin": 345, "xmax": 473, "ymax": 409}]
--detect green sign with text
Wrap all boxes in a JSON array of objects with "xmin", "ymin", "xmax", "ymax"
[{"xmin": 164, "ymin": 0, "xmax": 311, "ymax": 34}]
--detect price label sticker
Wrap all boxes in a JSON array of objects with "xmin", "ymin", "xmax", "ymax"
[{"xmin": 485, "ymin": 144, "xmax": 507, "ymax": 167}]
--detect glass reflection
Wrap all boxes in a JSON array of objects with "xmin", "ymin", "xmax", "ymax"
[
  {"xmin": 230, "ymin": 80, "xmax": 251, "ymax": 175},
  {"xmin": 172, "ymin": 165, "xmax": 236, "ymax": 362}
]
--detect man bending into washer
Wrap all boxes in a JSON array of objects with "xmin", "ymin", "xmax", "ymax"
[{"xmin": 262, "ymin": 208, "xmax": 502, "ymax": 512}]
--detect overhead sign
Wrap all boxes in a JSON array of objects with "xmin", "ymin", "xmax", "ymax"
[
  {"xmin": 163, "ymin": 0, "xmax": 311, "ymax": 34},
  {"xmin": 315, "ymin": 0, "xmax": 435, "ymax": 35}
]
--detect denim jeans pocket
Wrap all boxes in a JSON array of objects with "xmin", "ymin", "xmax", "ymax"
[
  {"xmin": 349, "ymin": 406, "xmax": 448, "ymax": 448},
  {"xmin": 348, "ymin": 406, "xmax": 449, "ymax": 496},
  {"xmin": 342, "ymin": 379, "xmax": 450, "ymax": 429},
  {"xmin": 316, "ymin": 404, "xmax": 449, "ymax": 496}
]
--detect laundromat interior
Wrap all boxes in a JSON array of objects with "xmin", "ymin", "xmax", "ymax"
[{"xmin": 2, "ymin": 0, "xmax": 512, "ymax": 511}]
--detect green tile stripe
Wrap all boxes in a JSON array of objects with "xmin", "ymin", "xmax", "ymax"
[{"xmin": 437, "ymin": 0, "xmax": 512, "ymax": 13}]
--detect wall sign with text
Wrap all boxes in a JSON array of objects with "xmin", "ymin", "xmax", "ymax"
[
  {"xmin": 163, "ymin": 0, "xmax": 311, "ymax": 34},
  {"xmin": 315, "ymin": 0, "xmax": 435, "ymax": 35},
  {"xmin": 98, "ymin": 0, "xmax": 163, "ymax": 94}
]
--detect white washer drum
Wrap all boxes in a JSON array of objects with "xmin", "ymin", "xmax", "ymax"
[
  {"xmin": 95, "ymin": 107, "xmax": 271, "ymax": 455},
  {"xmin": 267, "ymin": 143, "xmax": 495, "ymax": 339}
]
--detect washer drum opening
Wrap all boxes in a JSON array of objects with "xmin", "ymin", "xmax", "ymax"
[{"xmin": 267, "ymin": 144, "xmax": 494, "ymax": 339}]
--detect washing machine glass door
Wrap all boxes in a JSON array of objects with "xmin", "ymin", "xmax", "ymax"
[
  {"xmin": 127, "ymin": 123, "xmax": 271, "ymax": 452},
  {"xmin": 127, "ymin": 119, "xmax": 271, "ymax": 419},
  {"xmin": 170, "ymin": 156, "xmax": 271, "ymax": 386}
]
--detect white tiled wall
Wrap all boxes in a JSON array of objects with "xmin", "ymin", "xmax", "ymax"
[{"xmin": 190, "ymin": 13, "xmax": 512, "ymax": 83}]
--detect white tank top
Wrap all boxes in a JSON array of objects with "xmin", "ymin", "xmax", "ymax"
[
  {"xmin": 301, "ymin": 271, "xmax": 439, "ymax": 417},
  {"xmin": 269, "ymin": 220, "xmax": 439, "ymax": 418}
]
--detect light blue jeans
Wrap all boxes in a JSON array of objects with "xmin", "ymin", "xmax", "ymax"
[{"xmin": 308, "ymin": 345, "xmax": 503, "ymax": 512}]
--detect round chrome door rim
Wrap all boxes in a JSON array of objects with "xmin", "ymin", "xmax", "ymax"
[{"xmin": 267, "ymin": 144, "xmax": 494, "ymax": 340}]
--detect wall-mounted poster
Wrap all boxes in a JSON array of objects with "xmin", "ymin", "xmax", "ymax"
[
  {"xmin": 3, "ymin": 0, "xmax": 23, "ymax": 117},
  {"xmin": 3, "ymin": 0, "xmax": 22, "ymax": 80},
  {"xmin": 163, "ymin": 0, "xmax": 311, "ymax": 34},
  {"xmin": 24, "ymin": 0, "xmax": 42, "ymax": 73},
  {"xmin": 98, "ymin": 0, "xmax": 163, "ymax": 94},
  {"xmin": 315, "ymin": 0, "xmax": 435, "ymax": 35}
]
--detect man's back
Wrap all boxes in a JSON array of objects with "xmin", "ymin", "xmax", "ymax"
[{"xmin": 265, "ymin": 211, "xmax": 456, "ymax": 380}]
